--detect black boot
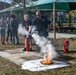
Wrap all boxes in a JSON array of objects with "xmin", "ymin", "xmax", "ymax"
[{"xmin": 22, "ymin": 48, "xmax": 26, "ymax": 51}]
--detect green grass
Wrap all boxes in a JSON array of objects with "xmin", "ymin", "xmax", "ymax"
[
  {"xmin": 0, "ymin": 37, "xmax": 76, "ymax": 75},
  {"xmin": 0, "ymin": 56, "xmax": 76, "ymax": 75},
  {"xmin": 0, "ymin": 44, "xmax": 24, "ymax": 50}
]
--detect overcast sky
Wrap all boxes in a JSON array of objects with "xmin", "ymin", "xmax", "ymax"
[{"xmin": 0, "ymin": 0, "xmax": 11, "ymax": 3}]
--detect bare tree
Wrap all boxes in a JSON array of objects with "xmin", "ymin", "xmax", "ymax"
[
  {"xmin": 11, "ymin": 0, "xmax": 26, "ymax": 13},
  {"xmin": 11, "ymin": 0, "xmax": 38, "ymax": 13}
]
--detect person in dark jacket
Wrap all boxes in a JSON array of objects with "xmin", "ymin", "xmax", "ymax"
[
  {"xmin": 33, "ymin": 10, "xmax": 50, "ymax": 38},
  {"xmin": 10, "ymin": 15, "xmax": 19, "ymax": 44}
]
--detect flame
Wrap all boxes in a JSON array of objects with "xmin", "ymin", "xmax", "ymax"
[
  {"xmin": 41, "ymin": 59, "xmax": 53, "ymax": 65},
  {"xmin": 41, "ymin": 50, "xmax": 53, "ymax": 65}
]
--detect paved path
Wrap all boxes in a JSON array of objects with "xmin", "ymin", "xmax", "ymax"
[
  {"xmin": 0, "ymin": 48, "xmax": 42, "ymax": 65},
  {"xmin": 0, "ymin": 48, "xmax": 76, "ymax": 66},
  {"xmin": 48, "ymin": 32, "xmax": 76, "ymax": 39},
  {"xmin": 0, "ymin": 33, "xmax": 76, "ymax": 65}
]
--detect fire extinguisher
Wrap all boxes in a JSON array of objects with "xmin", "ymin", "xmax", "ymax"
[
  {"xmin": 25, "ymin": 35, "xmax": 30, "ymax": 52},
  {"xmin": 63, "ymin": 39, "xmax": 70, "ymax": 53}
]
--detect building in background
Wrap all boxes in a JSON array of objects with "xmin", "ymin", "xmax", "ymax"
[
  {"xmin": 0, "ymin": 1, "xmax": 10, "ymax": 18},
  {"xmin": 0, "ymin": 1, "xmax": 10, "ymax": 10}
]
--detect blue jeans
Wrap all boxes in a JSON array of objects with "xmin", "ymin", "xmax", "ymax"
[{"xmin": 11, "ymin": 31, "xmax": 19, "ymax": 44}]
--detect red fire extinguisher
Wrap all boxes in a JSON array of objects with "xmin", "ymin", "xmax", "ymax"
[
  {"xmin": 25, "ymin": 36, "xmax": 30, "ymax": 52},
  {"xmin": 63, "ymin": 39, "xmax": 70, "ymax": 53}
]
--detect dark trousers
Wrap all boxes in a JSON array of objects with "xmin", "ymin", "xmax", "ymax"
[
  {"xmin": 38, "ymin": 31, "xmax": 48, "ymax": 38},
  {"xmin": 6, "ymin": 29, "xmax": 12, "ymax": 42},
  {"xmin": 1, "ymin": 29, "xmax": 5, "ymax": 44},
  {"xmin": 11, "ymin": 31, "xmax": 19, "ymax": 44}
]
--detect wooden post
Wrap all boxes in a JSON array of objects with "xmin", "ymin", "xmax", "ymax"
[{"xmin": 53, "ymin": 3, "xmax": 56, "ymax": 39}]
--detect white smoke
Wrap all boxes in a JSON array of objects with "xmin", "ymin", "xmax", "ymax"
[
  {"xmin": 18, "ymin": 24, "xmax": 58, "ymax": 60},
  {"xmin": 32, "ymin": 33, "xmax": 59, "ymax": 60},
  {"xmin": 18, "ymin": 24, "xmax": 29, "ymax": 35},
  {"xmin": 31, "ymin": 25, "xmax": 37, "ymax": 34}
]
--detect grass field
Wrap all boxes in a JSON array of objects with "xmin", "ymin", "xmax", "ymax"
[{"xmin": 0, "ymin": 35, "xmax": 76, "ymax": 75}]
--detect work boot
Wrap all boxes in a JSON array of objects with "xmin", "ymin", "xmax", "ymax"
[{"xmin": 22, "ymin": 48, "xmax": 26, "ymax": 51}]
